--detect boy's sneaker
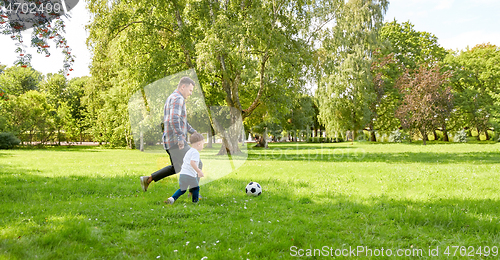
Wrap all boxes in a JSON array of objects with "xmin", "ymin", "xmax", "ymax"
[
  {"xmin": 140, "ymin": 176, "xmax": 150, "ymax": 192},
  {"xmin": 166, "ymin": 197, "xmax": 175, "ymax": 204}
]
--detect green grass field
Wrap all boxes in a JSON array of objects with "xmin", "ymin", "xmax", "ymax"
[{"xmin": 1, "ymin": 142, "xmax": 500, "ymax": 259}]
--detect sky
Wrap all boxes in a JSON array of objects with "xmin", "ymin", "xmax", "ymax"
[{"xmin": 1, "ymin": 0, "xmax": 499, "ymax": 79}]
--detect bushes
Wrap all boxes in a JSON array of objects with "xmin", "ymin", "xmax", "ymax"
[
  {"xmin": 0, "ymin": 132, "xmax": 21, "ymax": 149},
  {"xmin": 454, "ymin": 129, "xmax": 467, "ymax": 143},
  {"xmin": 306, "ymin": 136, "xmax": 344, "ymax": 143},
  {"xmin": 388, "ymin": 129, "xmax": 403, "ymax": 143}
]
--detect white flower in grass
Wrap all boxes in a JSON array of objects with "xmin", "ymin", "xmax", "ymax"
[
  {"xmin": 201, "ymin": 257, "xmax": 208, "ymax": 260},
  {"xmin": 156, "ymin": 256, "xmax": 160, "ymax": 259},
  {"xmin": 216, "ymin": 240, "xmax": 219, "ymax": 243},
  {"xmin": 196, "ymin": 246, "xmax": 200, "ymax": 249},
  {"xmin": 250, "ymin": 219, "xmax": 253, "ymax": 222},
  {"xmin": 203, "ymin": 241, "xmax": 206, "ymax": 243},
  {"xmin": 229, "ymin": 248, "xmax": 231, "ymax": 251},
  {"xmin": 173, "ymin": 250, "xmax": 178, "ymax": 253},
  {"xmin": 186, "ymin": 241, "xmax": 190, "ymax": 245}
]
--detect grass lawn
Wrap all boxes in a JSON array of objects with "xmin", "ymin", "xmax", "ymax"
[{"xmin": 1, "ymin": 142, "xmax": 500, "ymax": 259}]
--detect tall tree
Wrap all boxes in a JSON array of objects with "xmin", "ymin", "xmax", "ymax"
[
  {"xmin": 443, "ymin": 43, "xmax": 500, "ymax": 140},
  {"xmin": 196, "ymin": 0, "xmax": 329, "ymax": 154},
  {"xmin": 369, "ymin": 52, "xmax": 402, "ymax": 140},
  {"xmin": 40, "ymin": 73, "xmax": 68, "ymax": 144},
  {"xmin": 367, "ymin": 20, "xmax": 447, "ymax": 140},
  {"xmin": 87, "ymin": 0, "xmax": 338, "ymax": 150},
  {"xmin": 67, "ymin": 76, "xmax": 91, "ymax": 143},
  {"xmin": 379, "ymin": 20, "xmax": 447, "ymax": 72},
  {"xmin": 318, "ymin": 0, "xmax": 388, "ymax": 142}
]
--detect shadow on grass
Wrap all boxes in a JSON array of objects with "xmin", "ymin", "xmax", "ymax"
[
  {"xmin": 2, "ymin": 165, "xmax": 500, "ymax": 259},
  {"xmin": 245, "ymin": 146, "xmax": 500, "ymax": 164}
]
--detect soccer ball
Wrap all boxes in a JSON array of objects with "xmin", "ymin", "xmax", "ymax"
[{"xmin": 245, "ymin": 182, "xmax": 262, "ymax": 196}]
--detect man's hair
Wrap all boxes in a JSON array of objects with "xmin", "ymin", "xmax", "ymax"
[
  {"xmin": 190, "ymin": 133, "xmax": 204, "ymax": 144},
  {"xmin": 178, "ymin": 77, "xmax": 195, "ymax": 89}
]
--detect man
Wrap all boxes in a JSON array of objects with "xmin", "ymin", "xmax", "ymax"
[{"xmin": 140, "ymin": 77, "xmax": 198, "ymax": 191}]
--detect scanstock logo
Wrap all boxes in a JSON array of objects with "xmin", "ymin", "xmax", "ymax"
[{"xmin": 1, "ymin": 0, "xmax": 79, "ymax": 32}]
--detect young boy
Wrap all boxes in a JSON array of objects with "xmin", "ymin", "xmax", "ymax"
[{"xmin": 166, "ymin": 133, "xmax": 205, "ymax": 204}]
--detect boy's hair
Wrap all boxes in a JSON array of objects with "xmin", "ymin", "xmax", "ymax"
[
  {"xmin": 190, "ymin": 133, "xmax": 204, "ymax": 144},
  {"xmin": 178, "ymin": 77, "xmax": 195, "ymax": 88}
]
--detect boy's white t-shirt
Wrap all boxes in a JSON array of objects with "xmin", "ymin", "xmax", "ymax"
[{"xmin": 179, "ymin": 148, "xmax": 200, "ymax": 178}]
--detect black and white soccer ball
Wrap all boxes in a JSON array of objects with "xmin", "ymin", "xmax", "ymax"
[{"xmin": 245, "ymin": 182, "xmax": 262, "ymax": 196}]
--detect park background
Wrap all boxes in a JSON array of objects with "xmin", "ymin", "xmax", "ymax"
[{"xmin": 1, "ymin": 0, "xmax": 500, "ymax": 259}]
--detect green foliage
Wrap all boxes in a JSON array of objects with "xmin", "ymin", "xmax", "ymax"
[
  {"xmin": 444, "ymin": 43, "xmax": 500, "ymax": 139},
  {"xmin": 65, "ymin": 77, "xmax": 92, "ymax": 143},
  {"xmin": 0, "ymin": 132, "xmax": 20, "ymax": 149},
  {"xmin": 86, "ymin": 0, "xmax": 337, "ymax": 148},
  {"xmin": 318, "ymin": 0, "xmax": 388, "ymax": 140},
  {"xmin": 379, "ymin": 20, "xmax": 447, "ymax": 71},
  {"xmin": 0, "ymin": 66, "xmax": 42, "ymax": 96},
  {"xmin": 2, "ymin": 90, "xmax": 56, "ymax": 145},
  {"xmin": 368, "ymin": 20, "xmax": 448, "ymax": 137}
]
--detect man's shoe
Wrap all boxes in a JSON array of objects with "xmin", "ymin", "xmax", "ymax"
[
  {"xmin": 166, "ymin": 197, "xmax": 175, "ymax": 204},
  {"xmin": 140, "ymin": 176, "xmax": 150, "ymax": 192}
]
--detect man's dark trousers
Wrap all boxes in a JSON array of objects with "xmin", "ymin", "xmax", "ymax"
[{"xmin": 151, "ymin": 142, "xmax": 190, "ymax": 182}]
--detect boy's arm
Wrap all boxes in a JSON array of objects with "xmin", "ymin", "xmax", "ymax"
[{"xmin": 190, "ymin": 160, "xmax": 204, "ymax": 177}]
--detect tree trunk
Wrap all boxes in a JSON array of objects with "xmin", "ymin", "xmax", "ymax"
[
  {"xmin": 421, "ymin": 128, "xmax": 427, "ymax": 145},
  {"xmin": 213, "ymin": 107, "xmax": 244, "ymax": 155},
  {"xmin": 254, "ymin": 135, "xmax": 268, "ymax": 148},
  {"xmin": 432, "ymin": 130, "xmax": 437, "ymax": 141},
  {"xmin": 370, "ymin": 130, "xmax": 377, "ymax": 142},
  {"xmin": 476, "ymin": 127, "xmax": 481, "ymax": 140},
  {"xmin": 442, "ymin": 128, "xmax": 449, "ymax": 142},
  {"xmin": 207, "ymin": 128, "xmax": 213, "ymax": 148}
]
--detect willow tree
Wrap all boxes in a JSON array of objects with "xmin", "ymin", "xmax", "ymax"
[{"xmin": 317, "ymin": 0, "xmax": 388, "ymax": 142}]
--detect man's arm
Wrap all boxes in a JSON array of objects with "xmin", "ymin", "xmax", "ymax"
[{"xmin": 187, "ymin": 122, "xmax": 196, "ymax": 134}]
